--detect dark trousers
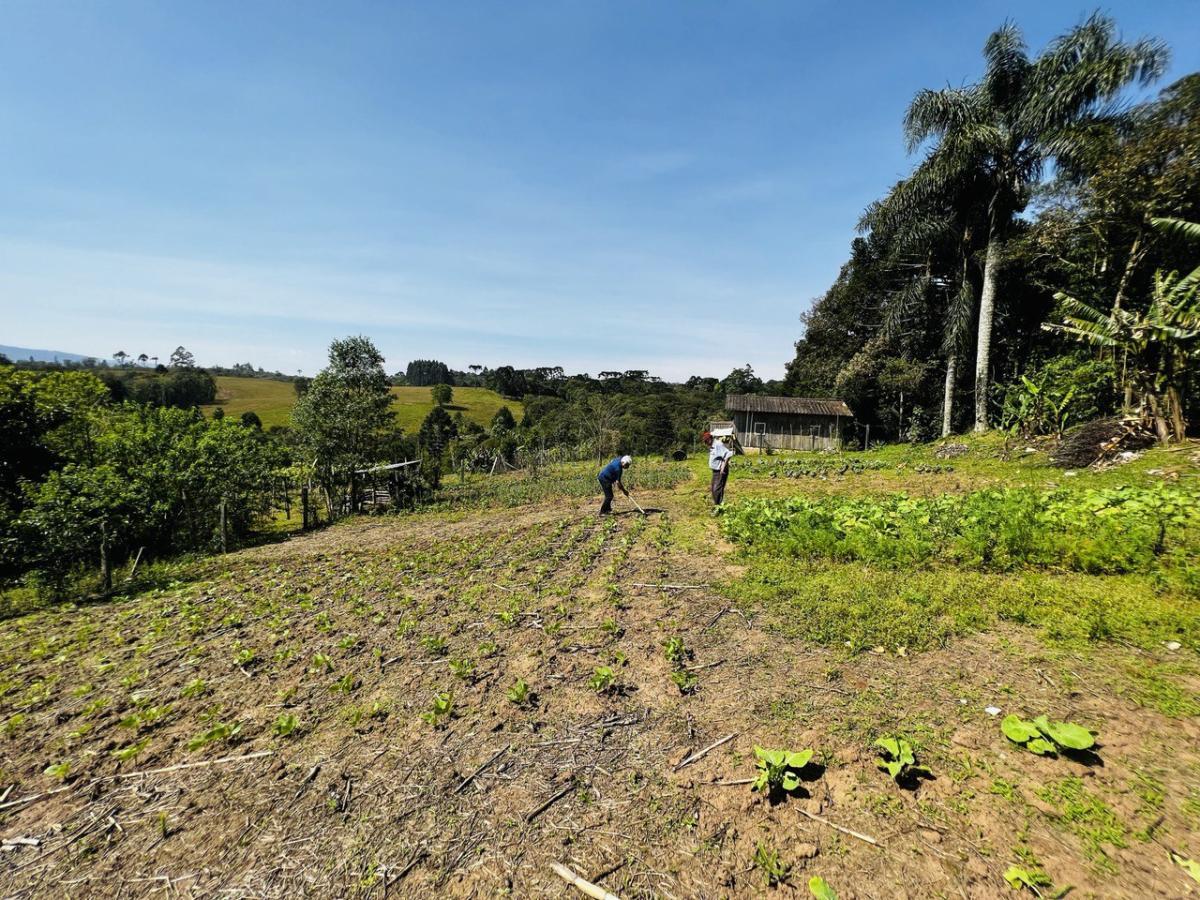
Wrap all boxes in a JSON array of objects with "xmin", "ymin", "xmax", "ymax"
[
  {"xmin": 599, "ymin": 478, "xmax": 615, "ymax": 514},
  {"xmin": 710, "ymin": 468, "xmax": 729, "ymax": 505}
]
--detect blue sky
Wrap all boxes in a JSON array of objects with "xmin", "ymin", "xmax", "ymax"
[{"xmin": 1, "ymin": 2, "xmax": 1197, "ymax": 380}]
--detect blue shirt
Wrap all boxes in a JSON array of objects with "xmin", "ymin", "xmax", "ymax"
[
  {"xmin": 599, "ymin": 457, "xmax": 624, "ymax": 484},
  {"xmin": 709, "ymin": 443, "xmax": 733, "ymax": 471}
]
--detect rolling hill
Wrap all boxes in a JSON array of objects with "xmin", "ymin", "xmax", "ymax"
[{"xmin": 202, "ymin": 375, "xmax": 523, "ymax": 432}]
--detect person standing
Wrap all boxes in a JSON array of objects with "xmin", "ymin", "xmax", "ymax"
[
  {"xmin": 704, "ymin": 433, "xmax": 733, "ymax": 506},
  {"xmin": 597, "ymin": 454, "xmax": 632, "ymax": 516}
]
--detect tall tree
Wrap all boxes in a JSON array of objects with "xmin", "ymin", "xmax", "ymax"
[
  {"xmin": 902, "ymin": 14, "xmax": 1166, "ymax": 430},
  {"xmin": 169, "ymin": 346, "xmax": 196, "ymax": 369},
  {"xmin": 292, "ymin": 336, "xmax": 395, "ymax": 514}
]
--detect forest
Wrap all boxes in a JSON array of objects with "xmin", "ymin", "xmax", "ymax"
[{"xmin": 786, "ymin": 17, "xmax": 1198, "ymax": 444}]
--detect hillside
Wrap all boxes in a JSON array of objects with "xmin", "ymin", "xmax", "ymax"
[
  {"xmin": 2, "ymin": 440, "xmax": 1198, "ymax": 897},
  {"xmin": 0, "ymin": 345, "xmax": 97, "ymax": 364},
  {"xmin": 202, "ymin": 376, "xmax": 523, "ymax": 432}
]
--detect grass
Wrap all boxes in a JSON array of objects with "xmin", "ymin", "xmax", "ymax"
[
  {"xmin": 1036, "ymin": 776, "xmax": 1128, "ymax": 872},
  {"xmin": 721, "ymin": 437, "xmax": 1200, "ymax": 653},
  {"xmin": 202, "ymin": 376, "xmax": 523, "ymax": 432}
]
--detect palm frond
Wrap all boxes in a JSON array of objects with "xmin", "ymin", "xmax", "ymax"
[
  {"xmin": 881, "ymin": 275, "xmax": 931, "ymax": 341},
  {"xmin": 942, "ymin": 276, "xmax": 975, "ymax": 355},
  {"xmin": 903, "ymin": 87, "xmax": 981, "ymax": 153},
  {"xmin": 1023, "ymin": 14, "xmax": 1168, "ymax": 136},
  {"xmin": 1152, "ymin": 217, "xmax": 1200, "ymax": 242},
  {"xmin": 982, "ymin": 21, "xmax": 1030, "ymax": 110}
]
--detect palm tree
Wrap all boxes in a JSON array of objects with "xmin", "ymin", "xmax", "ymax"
[
  {"xmin": 860, "ymin": 166, "xmax": 988, "ymax": 436},
  {"xmin": 113, "ymin": 350, "xmax": 128, "ymax": 367},
  {"xmin": 902, "ymin": 14, "xmax": 1166, "ymax": 431},
  {"xmin": 1043, "ymin": 218, "xmax": 1200, "ymax": 442},
  {"xmin": 137, "ymin": 353, "xmax": 149, "ymax": 367}
]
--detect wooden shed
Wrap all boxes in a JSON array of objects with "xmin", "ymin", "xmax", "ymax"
[{"xmin": 724, "ymin": 395, "xmax": 853, "ymax": 451}]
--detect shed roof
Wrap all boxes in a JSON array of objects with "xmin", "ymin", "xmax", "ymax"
[{"xmin": 725, "ymin": 394, "xmax": 852, "ymax": 417}]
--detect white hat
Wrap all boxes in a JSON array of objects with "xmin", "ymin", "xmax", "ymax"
[{"xmin": 620, "ymin": 455, "xmax": 632, "ymax": 466}]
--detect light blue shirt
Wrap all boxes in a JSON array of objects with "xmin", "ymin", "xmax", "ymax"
[{"xmin": 708, "ymin": 443, "xmax": 733, "ymax": 471}]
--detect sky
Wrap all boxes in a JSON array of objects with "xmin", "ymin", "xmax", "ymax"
[{"xmin": 1, "ymin": 1, "xmax": 1198, "ymax": 381}]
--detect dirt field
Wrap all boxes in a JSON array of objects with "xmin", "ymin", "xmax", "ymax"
[{"xmin": 2, "ymin": 445, "xmax": 1199, "ymax": 898}]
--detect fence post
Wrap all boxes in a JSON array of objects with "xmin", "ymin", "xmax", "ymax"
[
  {"xmin": 301, "ymin": 486, "xmax": 310, "ymax": 530},
  {"xmin": 219, "ymin": 497, "xmax": 227, "ymax": 554}
]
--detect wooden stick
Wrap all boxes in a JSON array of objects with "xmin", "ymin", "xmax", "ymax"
[
  {"xmin": 525, "ymin": 782, "xmax": 574, "ymax": 823},
  {"xmin": 798, "ymin": 808, "xmax": 879, "ymax": 846},
  {"xmin": 699, "ymin": 778, "xmax": 755, "ymax": 786},
  {"xmin": 629, "ymin": 582, "xmax": 703, "ymax": 590},
  {"xmin": 674, "ymin": 732, "xmax": 737, "ymax": 771},
  {"xmin": 454, "ymin": 746, "xmax": 508, "ymax": 794},
  {"xmin": 684, "ymin": 659, "xmax": 724, "ymax": 673},
  {"xmin": 550, "ymin": 862, "xmax": 622, "ymax": 900}
]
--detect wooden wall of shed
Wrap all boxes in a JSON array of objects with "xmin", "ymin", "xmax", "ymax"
[{"xmin": 732, "ymin": 411, "xmax": 848, "ymax": 451}]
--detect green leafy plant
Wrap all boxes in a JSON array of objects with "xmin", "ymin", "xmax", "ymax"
[
  {"xmin": 449, "ymin": 657, "xmax": 475, "ymax": 680},
  {"xmin": 808, "ymin": 876, "xmax": 839, "ymax": 900},
  {"xmin": 1002, "ymin": 864, "xmax": 1068, "ymax": 896},
  {"xmin": 273, "ymin": 713, "xmax": 300, "ymax": 737},
  {"xmin": 420, "ymin": 635, "xmax": 447, "ymax": 656},
  {"xmin": 309, "ymin": 653, "xmax": 333, "ymax": 674},
  {"xmin": 663, "ymin": 636, "xmax": 691, "ymax": 668},
  {"xmin": 752, "ymin": 746, "xmax": 814, "ymax": 794},
  {"xmin": 753, "ymin": 842, "xmax": 790, "ymax": 886},
  {"xmin": 186, "ymin": 721, "xmax": 241, "ymax": 752},
  {"xmin": 1002, "ymin": 714, "xmax": 1095, "ymax": 756},
  {"xmin": 112, "ymin": 738, "xmax": 150, "ymax": 762},
  {"xmin": 180, "ymin": 678, "xmax": 207, "ymax": 699},
  {"xmin": 589, "ymin": 666, "xmax": 616, "ymax": 694},
  {"xmin": 234, "ymin": 647, "xmax": 256, "ymax": 667},
  {"xmin": 874, "ymin": 737, "xmax": 931, "ymax": 782},
  {"xmin": 330, "ymin": 674, "xmax": 358, "ymax": 694},
  {"xmin": 670, "ymin": 669, "xmax": 698, "ymax": 695},
  {"xmin": 1170, "ymin": 851, "xmax": 1200, "ymax": 885},
  {"xmin": 43, "ymin": 761, "xmax": 72, "ymax": 781},
  {"xmin": 476, "ymin": 640, "xmax": 498, "ymax": 658},
  {"xmin": 506, "ymin": 679, "xmax": 531, "ymax": 706},
  {"xmin": 420, "ymin": 691, "xmax": 455, "ymax": 727}
]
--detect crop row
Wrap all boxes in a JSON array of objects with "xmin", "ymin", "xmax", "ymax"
[{"xmin": 720, "ymin": 483, "xmax": 1200, "ymax": 575}]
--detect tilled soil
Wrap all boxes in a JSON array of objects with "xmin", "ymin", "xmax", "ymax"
[{"xmin": 1, "ymin": 485, "xmax": 1198, "ymax": 898}]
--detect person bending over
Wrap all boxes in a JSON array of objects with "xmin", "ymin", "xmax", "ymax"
[{"xmin": 598, "ymin": 454, "xmax": 632, "ymax": 516}]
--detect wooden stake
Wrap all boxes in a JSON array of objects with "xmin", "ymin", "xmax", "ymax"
[{"xmin": 550, "ymin": 862, "xmax": 622, "ymax": 900}]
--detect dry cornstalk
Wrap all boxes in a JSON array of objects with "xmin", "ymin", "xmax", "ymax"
[
  {"xmin": 798, "ymin": 808, "xmax": 879, "ymax": 846},
  {"xmin": 454, "ymin": 745, "xmax": 508, "ymax": 794},
  {"xmin": 673, "ymin": 732, "xmax": 737, "ymax": 771},
  {"xmin": 550, "ymin": 862, "xmax": 622, "ymax": 900}
]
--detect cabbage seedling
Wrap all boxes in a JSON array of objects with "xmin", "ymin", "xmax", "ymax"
[
  {"xmin": 589, "ymin": 666, "xmax": 616, "ymax": 693},
  {"xmin": 421, "ymin": 691, "xmax": 455, "ymax": 727},
  {"xmin": 507, "ymin": 679, "xmax": 530, "ymax": 705},
  {"xmin": 752, "ymin": 746, "xmax": 814, "ymax": 793},
  {"xmin": 1002, "ymin": 714, "xmax": 1095, "ymax": 755},
  {"xmin": 874, "ymin": 737, "xmax": 930, "ymax": 782}
]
